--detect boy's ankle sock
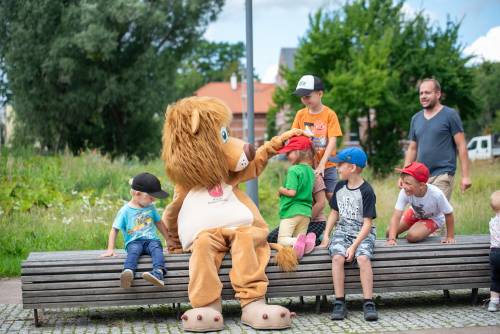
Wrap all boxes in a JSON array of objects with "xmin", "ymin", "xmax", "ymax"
[
  {"xmin": 363, "ymin": 299, "xmax": 373, "ymax": 303},
  {"xmin": 336, "ymin": 297, "xmax": 345, "ymax": 302}
]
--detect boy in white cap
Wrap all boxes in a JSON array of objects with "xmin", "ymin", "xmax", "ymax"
[{"xmin": 292, "ymin": 75, "xmax": 342, "ymax": 201}]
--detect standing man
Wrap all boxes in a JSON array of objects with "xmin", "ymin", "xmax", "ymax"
[{"xmin": 402, "ymin": 78, "xmax": 472, "ymax": 200}]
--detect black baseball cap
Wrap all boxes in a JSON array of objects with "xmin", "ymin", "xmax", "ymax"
[
  {"xmin": 131, "ymin": 172, "xmax": 169, "ymax": 199},
  {"xmin": 293, "ymin": 75, "xmax": 325, "ymax": 97}
]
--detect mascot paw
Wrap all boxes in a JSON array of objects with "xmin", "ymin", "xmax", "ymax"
[
  {"xmin": 241, "ymin": 299, "xmax": 295, "ymax": 330},
  {"xmin": 181, "ymin": 301, "xmax": 224, "ymax": 332}
]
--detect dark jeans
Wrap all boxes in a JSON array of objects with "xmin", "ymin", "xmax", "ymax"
[
  {"xmin": 268, "ymin": 221, "xmax": 326, "ymax": 245},
  {"xmin": 124, "ymin": 239, "xmax": 165, "ymax": 274},
  {"xmin": 490, "ymin": 247, "xmax": 500, "ymax": 292}
]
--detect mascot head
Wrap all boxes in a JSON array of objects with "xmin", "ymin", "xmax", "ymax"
[{"xmin": 162, "ymin": 96, "xmax": 255, "ymax": 189}]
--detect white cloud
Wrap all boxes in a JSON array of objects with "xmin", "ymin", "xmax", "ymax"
[
  {"xmin": 464, "ymin": 26, "xmax": 500, "ymax": 63},
  {"xmin": 261, "ymin": 64, "xmax": 278, "ymax": 83},
  {"xmin": 401, "ymin": 3, "xmax": 438, "ymax": 22}
]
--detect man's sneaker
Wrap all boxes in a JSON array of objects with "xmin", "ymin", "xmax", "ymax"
[
  {"xmin": 363, "ymin": 300, "xmax": 378, "ymax": 321},
  {"xmin": 120, "ymin": 269, "xmax": 134, "ymax": 288},
  {"xmin": 488, "ymin": 301, "xmax": 500, "ymax": 312},
  {"xmin": 330, "ymin": 300, "xmax": 347, "ymax": 320},
  {"xmin": 143, "ymin": 269, "xmax": 165, "ymax": 287}
]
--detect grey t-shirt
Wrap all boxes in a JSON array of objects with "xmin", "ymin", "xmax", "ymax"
[{"xmin": 409, "ymin": 106, "xmax": 464, "ymax": 176}]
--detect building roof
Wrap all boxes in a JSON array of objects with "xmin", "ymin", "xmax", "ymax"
[{"xmin": 194, "ymin": 82, "xmax": 275, "ymax": 114}]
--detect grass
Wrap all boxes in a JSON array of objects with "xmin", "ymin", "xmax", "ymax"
[{"xmin": 1, "ymin": 148, "xmax": 499, "ymax": 277}]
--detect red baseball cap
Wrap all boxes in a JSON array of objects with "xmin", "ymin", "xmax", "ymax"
[
  {"xmin": 278, "ymin": 136, "xmax": 312, "ymax": 154},
  {"xmin": 396, "ymin": 162, "xmax": 430, "ymax": 183}
]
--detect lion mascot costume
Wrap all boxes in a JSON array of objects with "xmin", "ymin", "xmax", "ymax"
[{"xmin": 161, "ymin": 96, "xmax": 302, "ymax": 331}]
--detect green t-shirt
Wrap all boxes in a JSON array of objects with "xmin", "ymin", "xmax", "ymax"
[{"xmin": 279, "ymin": 163, "xmax": 315, "ymax": 219}]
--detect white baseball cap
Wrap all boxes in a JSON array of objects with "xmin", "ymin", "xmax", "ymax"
[{"xmin": 293, "ymin": 75, "xmax": 325, "ymax": 97}]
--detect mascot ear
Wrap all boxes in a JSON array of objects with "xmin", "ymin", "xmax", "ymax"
[{"xmin": 191, "ymin": 109, "xmax": 200, "ymax": 135}]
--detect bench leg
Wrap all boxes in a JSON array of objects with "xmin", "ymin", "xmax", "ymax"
[
  {"xmin": 300, "ymin": 296, "xmax": 305, "ymax": 305},
  {"xmin": 471, "ymin": 288, "xmax": 479, "ymax": 305},
  {"xmin": 176, "ymin": 303, "xmax": 181, "ymax": 320},
  {"xmin": 443, "ymin": 289, "xmax": 450, "ymax": 300},
  {"xmin": 34, "ymin": 309, "xmax": 40, "ymax": 327},
  {"xmin": 315, "ymin": 296, "xmax": 321, "ymax": 314},
  {"xmin": 322, "ymin": 295, "xmax": 328, "ymax": 306}
]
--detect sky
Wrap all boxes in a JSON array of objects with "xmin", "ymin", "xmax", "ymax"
[{"xmin": 203, "ymin": 0, "xmax": 500, "ymax": 83}]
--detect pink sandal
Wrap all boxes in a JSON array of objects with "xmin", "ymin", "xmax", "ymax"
[
  {"xmin": 293, "ymin": 234, "xmax": 306, "ymax": 259},
  {"xmin": 304, "ymin": 232, "xmax": 316, "ymax": 254}
]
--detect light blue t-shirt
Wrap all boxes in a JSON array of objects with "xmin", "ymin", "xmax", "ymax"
[{"xmin": 112, "ymin": 204, "xmax": 161, "ymax": 249}]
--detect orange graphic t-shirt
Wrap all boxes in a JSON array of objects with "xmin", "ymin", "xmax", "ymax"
[{"xmin": 292, "ymin": 105, "xmax": 342, "ymax": 168}]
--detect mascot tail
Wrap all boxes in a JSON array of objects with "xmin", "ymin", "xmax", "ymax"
[{"xmin": 269, "ymin": 243, "xmax": 298, "ymax": 272}]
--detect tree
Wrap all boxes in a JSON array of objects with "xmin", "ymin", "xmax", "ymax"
[
  {"xmin": 272, "ymin": 0, "xmax": 476, "ymax": 175},
  {"xmin": 470, "ymin": 61, "xmax": 500, "ymax": 135},
  {"xmin": 0, "ymin": 0, "xmax": 223, "ymax": 158},
  {"xmin": 174, "ymin": 40, "xmax": 245, "ymax": 99}
]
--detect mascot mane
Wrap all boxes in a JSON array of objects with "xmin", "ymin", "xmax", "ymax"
[{"xmin": 162, "ymin": 96, "xmax": 232, "ymax": 189}]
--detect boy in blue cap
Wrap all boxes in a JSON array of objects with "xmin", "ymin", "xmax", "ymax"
[{"xmin": 318, "ymin": 147, "xmax": 378, "ymax": 321}]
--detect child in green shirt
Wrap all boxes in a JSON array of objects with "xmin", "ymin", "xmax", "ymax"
[{"xmin": 277, "ymin": 136, "xmax": 316, "ymax": 259}]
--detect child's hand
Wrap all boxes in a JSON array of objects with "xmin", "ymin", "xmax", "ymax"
[
  {"xmin": 345, "ymin": 245, "xmax": 356, "ymax": 262},
  {"xmin": 386, "ymin": 239, "xmax": 397, "ymax": 246},
  {"xmin": 316, "ymin": 237, "xmax": 330, "ymax": 249},
  {"xmin": 100, "ymin": 250, "xmax": 116, "ymax": 257},
  {"xmin": 441, "ymin": 237, "xmax": 456, "ymax": 244}
]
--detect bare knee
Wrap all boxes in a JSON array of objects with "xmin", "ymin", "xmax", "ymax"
[
  {"xmin": 406, "ymin": 232, "xmax": 422, "ymax": 243},
  {"xmin": 356, "ymin": 255, "xmax": 371, "ymax": 268},
  {"xmin": 333, "ymin": 255, "xmax": 345, "ymax": 265}
]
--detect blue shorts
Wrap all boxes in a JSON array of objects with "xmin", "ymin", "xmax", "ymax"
[{"xmin": 324, "ymin": 167, "xmax": 338, "ymax": 194}]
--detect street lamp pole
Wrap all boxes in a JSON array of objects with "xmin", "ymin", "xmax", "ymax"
[{"xmin": 245, "ymin": 0, "xmax": 258, "ymax": 206}]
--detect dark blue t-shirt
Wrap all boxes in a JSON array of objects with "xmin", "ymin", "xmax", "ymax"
[{"xmin": 408, "ymin": 106, "xmax": 464, "ymax": 176}]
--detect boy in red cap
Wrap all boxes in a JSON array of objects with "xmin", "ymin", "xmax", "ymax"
[
  {"xmin": 386, "ymin": 162, "xmax": 455, "ymax": 244},
  {"xmin": 277, "ymin": 135, "xmax": 316, "ymax": 259}
]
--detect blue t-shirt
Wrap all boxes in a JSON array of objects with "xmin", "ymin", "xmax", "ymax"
[
  {"xmin": 409, "ymin": 106, "xmax": 464, "ymax": 176},
  {"xmin": 112, "ymin": 204, "xmax": 162, "ymax": 249}
]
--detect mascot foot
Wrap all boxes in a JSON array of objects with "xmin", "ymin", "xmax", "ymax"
[
  {"xmin": 181, "ymin": 299, "xmax": 224, "ymax": 332},
  {"xmin": 241, "ymin": 298, "xmax": 295, "ymax": 330}
]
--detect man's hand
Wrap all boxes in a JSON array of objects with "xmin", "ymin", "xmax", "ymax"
[
  {"xmin": 441, "ymin": 237, "xmax": 456, "ymax": 244},
  {"xmin": 460, "ymin": 177, "xmax": 472, "ymax": 193},
  {"xmin": 386, "ymin": 239, "xmax": 397, "ymax": 246},
  {"xmin": 100, "ymin": 250, "xmax": 116, "ymax": 257},
  {"xmin": 345, "ymin": 245, "xmax": 356, "ymax": 262}
]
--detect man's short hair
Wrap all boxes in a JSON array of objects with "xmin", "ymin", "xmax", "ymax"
[{"xmin": 419, "ymin": 78, "xmax": 441, "ymax": 92}]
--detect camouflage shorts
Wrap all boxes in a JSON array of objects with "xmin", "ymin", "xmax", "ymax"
[{"xmin": 328, "ymin": 228, "xmax": 376, "ymax": 259}]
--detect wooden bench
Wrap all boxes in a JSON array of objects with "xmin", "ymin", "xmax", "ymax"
[{"xmin": 21, "ymin": 235, "xmax": 491, "ymax": 326}]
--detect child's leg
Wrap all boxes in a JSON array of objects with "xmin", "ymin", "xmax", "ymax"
[
  {"xmin": 406, "ymin": 220, "xmax": 438, "ymax": 243},
  {"xmin": 277, "ymin": 216, "xmax": 302, "ymax": 246},
  {"xmin": 332, "ymin": 255, "xmax": 346, "ymax": 298},
  {"xmin": 123, "ymin": 240, "xmax": 144, "ymax": 272},
  {"xmin": 294, "ymin": 216, "xmax": 310, "ymax": 237},
  {"xmin": 145, "ymin": 239, "xmax": 166, "ymax": 273},
  {"xmin": 357, "ymin": 255, "xmax": 373, "ymax": 299},
  {"xmin": 490, "ymin": 248, "xmax": 500, "ymax": 302}
]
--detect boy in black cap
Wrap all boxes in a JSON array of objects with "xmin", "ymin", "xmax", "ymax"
[{"xmin": 101, "ymin": 172, "xmax": 170, "ymax": 288}]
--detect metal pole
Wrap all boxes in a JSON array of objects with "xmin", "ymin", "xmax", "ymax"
[{"xmin": 245, "ymin": 0, "xmax": 258, "ymax": 206}]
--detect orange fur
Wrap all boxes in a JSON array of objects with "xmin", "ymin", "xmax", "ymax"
[{"xmin": 269, "ymin": 243, "xmax": 298, "ymax": 272}]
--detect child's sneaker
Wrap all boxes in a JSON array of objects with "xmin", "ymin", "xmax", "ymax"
[
  {"xmin": 293, "ymin": 234, "xmax": 306, "ymax": 259},
  {"xmin": 120, "ymin": 269, "xmax": 134, "ymax": 289},
  {"xmin": 143, "ymin": 269, "xmax": 165, "ymax": 287},
  {"xmin": 330, "ymin": 300, "xmax": 347, "ymax": 320},
  {"xmin": 304, "ymin": 232, "xmax": 316, "ymax": 254},
  {"xmin": 488, "ymin": 301, "xmax": 500, "ymax": 312},
  {"xmin": 363, "ymin": 300, "xmax": 378, "ymax": 321}
]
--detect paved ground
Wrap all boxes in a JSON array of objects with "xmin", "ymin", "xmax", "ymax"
[{"xmin": 2, "ymin": 279, "xmax": 500, "ymax": 334}]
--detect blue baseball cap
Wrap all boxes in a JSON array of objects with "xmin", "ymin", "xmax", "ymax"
[{"xmin": 328, "ymin": 147, "xmax": 367, "ymax": 168}]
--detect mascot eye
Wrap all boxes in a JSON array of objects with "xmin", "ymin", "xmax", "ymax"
[{"xmin": 220, "ymin": 127, "xmax": 229, "ymax": 143}]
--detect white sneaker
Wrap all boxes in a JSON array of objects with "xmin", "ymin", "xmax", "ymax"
[
  {"xmin": 120, "ymin": 269, "xmax": 134, "ymax": 288},
  {"xmin": 488, "ymin": 301, "xmax": 499, "ymax": 312}
]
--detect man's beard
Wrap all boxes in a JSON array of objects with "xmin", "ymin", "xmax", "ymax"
[{"xmin": 422, "ymin": 99, "xmax": 437, "ymax": 110}]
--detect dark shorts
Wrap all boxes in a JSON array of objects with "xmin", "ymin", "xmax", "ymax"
[
  {"xmin": 324, "ymin": 167, "xmax": 338, "ymax": 194},
  {"xmin": 491, "ymin": 247, "xmax": 500, "ymax": 292}
]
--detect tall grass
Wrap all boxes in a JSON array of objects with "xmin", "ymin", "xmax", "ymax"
[{"xmin": 1, "ymin": 148, "xmax": 499, "ymax": 277}]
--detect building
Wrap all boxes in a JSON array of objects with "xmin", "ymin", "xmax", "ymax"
[{"xmin": 195, "ymin": 82, "xmax": 275, "ymax": 146}]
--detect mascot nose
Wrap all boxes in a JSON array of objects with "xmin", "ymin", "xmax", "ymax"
[{"xmin": 244, "ymin": 143, "xmax": 256, "ymax": 161}]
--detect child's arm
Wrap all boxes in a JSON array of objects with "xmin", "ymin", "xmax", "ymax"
[
  {"xmin": 278, "ymin": 187, "xmax": 296, "ymax": 197},
  {"xmin": 316, "ymin": 137, "xmax": 337, "ymax": 175},
  {"xmin": 101, "ymin": 228, "xmax": 118, "ymax": 257},
  {"xmin": 386, "ymin": 209, "xmax": 403, "ymax": 246},
  {"xmin": 441, "ymin": 213, "xmax": 456, "ymax": 244},
  {"xmin": 156, "ymin": 219, "xmax": 169, "ymax": 242},
  {"xmin": 317, "ymin": 209, "xmax": 338, "ymax": 248},
  {"xmin": 345, "ymin": 218, "xmax": 373, "ymax": 262},
  {"xmin": 311, "ymin": 189, "xmax": 326, "ymax": 219}
]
